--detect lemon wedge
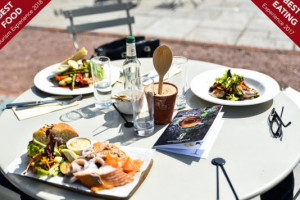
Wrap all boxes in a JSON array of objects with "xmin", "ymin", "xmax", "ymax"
[
  {"xmin": 61, "ymin": 149, "xmax": 78, "ymax": 162},
  {"xmin": 53, "ymin": 64, "xmax": 69, "ymax": 74}
]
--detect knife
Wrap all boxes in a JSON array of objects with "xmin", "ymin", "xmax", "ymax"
[{"xmin": 6, "ymin": 95, "xmax": 82, "ymax": 109}]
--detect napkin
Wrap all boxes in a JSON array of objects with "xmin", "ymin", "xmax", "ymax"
[
  {"xmin": 12, "ymin": 96, "xmax": 79, "ymax": 120},
  {"xmin": 283, "ymin": 87, "xmax": 300, "ymax": 108}
]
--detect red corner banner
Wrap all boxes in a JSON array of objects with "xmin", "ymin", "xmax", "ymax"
[
  {"xmin": 251, "ymin": 0, "xmax": 300, "ymax": 48},
  {"xmin": 0, "ymin": 0, "xmax": 51, "ymax": 50}
]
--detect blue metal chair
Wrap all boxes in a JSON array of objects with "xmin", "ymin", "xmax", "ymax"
[{"xmin": 63, "ymin": 3, "xmax": 135, "ymax": 50}]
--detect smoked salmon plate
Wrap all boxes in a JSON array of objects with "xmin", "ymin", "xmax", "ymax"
[{"xmin": 6, "ymin": 123, "xmax": 154, "ymax": 199}]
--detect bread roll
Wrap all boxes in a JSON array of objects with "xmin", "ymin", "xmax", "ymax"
[{"xmin": 33, "ymin": 123, "xmax": 79, "ymax": 145}]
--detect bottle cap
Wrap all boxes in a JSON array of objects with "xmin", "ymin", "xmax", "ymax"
[{"xmin": 126, "ymin": 36, "xmax": 135, "ymax": 43}]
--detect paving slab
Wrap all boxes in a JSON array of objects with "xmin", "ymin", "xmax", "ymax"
[
  {"xmin": 269, "ymin": 30, "xmax": 291, "ymax": 40},
  {"xmin": 139, "ymin": 17, "xmax": 199, "ymax": 40},
  {"xmin": 237, "ymin": 31, "xmax": 294, "ymax": 50},
  {"xmin": 247, "ymin": 17, "xmax": 280, "ymax": 32},
  {"xmin": 186, "ymin": 27, "xmax": 240, "ymax": 45}
]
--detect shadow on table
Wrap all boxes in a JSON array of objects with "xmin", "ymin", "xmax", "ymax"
[
  {"xmin": 156, "ymin": 149, "xmax": 200, "ymax": 165},
  {"xmin": 59, "ymin": 103, "xmax": 125, "ymax": 137},
  {"xmin": 59, "ymin": 102, "xmax": 165, "ymax": 146},
  {"xmin": 30, "ymin": 87, "xmax": 49, "ymax": 98},
  {"xmin": 90, "ymin": 109, "xmax": 128, "ymax": 137},
  {"xmin": 222, "ymin": 100, "xmax": 273, "ymax": 118},
  {"xmin": 59, "ymin": 104, "xmax": 104, "ymax": 122},
  {"xmin": 105, "ymin": 122, "xmax": 166, "ymax": 146}
]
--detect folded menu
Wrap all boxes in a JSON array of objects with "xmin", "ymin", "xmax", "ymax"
[{"xmin": 153, "ymin": 105, "xmax": 224, "ymax": 158}]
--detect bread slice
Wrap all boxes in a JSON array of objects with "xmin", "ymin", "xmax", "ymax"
[
  {"xmin": 32, "ymin": 126, "xmax": 50, "ymax": 145},
  {"xmin": 33, "ymin": 123, "xmax": 79, "ymax": 145},
  {"xmin": 61, "ymin": 47, "xmax": 88, "ymax": 65},
  {"xmin": 50, "ymin": 123, "xmax": 79, "ymax": 143}
]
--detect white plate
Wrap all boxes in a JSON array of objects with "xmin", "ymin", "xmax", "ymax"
[
  {"xmin": 190, "ymin": 68, "xmax": 280, "ymax": 106},
  {"xmin": 34, "ymin": 63, "xmax": 121, "ymax": 95},
  {"xmin": 6, "ymin": 146, "xmax": 154, "ymax": 199}
]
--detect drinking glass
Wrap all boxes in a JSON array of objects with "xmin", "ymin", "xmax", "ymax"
[
  {"xmin": 91, "ymin": 56, "xmax": 112, "ymax": 109},
  {"xmin": 167, "ymin": 56, "xmax": 188, "ymax": 109},
  {"xmin": 131, "ymin": 77, "xmax": 154, "ymax": 136}
]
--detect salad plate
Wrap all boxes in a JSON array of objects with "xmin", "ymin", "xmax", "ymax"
[
  {"xmin": 34, "ymin": 63, "xmax": 121, "ymax": 95},
  {"xmin": 190, "ymin": 68, "xmax": 280, "ymax": 106}
]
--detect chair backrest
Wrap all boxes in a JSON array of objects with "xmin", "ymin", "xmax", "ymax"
[{"xmin": 63, "ymin": 3, "xmax": 135, "ymax": 49}]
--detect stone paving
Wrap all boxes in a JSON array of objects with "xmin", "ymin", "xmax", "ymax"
[{"xmin": 28, "ymin": 0, "xmax": 298, "ymax": 51}]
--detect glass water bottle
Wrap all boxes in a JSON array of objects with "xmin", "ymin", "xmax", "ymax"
[{"xmin": 122, "ymin": 36, "xmax": 141, "ymax": 90}]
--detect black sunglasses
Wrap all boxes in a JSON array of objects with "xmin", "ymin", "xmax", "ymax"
[{"xmin": 268, "ymin": 107, "xmax": 291, "ymax": 139}]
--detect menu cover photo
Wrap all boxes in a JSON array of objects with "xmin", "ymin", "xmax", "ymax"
[{"xmin": 153, "ymin": 105, "xmax": 223, "ymax": 157}]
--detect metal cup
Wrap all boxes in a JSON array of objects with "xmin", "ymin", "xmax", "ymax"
[
  {"xmin": 131, "ymin": 77, "xmax": 154, "ymax": 136},
  {"xmin": 90, "ymin": 56, "xmax": 112, "ymax": 109}
]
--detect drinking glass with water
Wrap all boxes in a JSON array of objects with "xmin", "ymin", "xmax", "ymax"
[
  {"xmin": 91, "ymin": 56, "xmax": 112, "ymax": 109},
  {"xmin": 131, "ymin": 77, "xmax": 154, "ymax": 136},
  {"xmin": 167, "ymin": 56, "xmax": 188, "ymax": 109}
]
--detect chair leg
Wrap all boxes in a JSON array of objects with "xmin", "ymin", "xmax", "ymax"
[
  {"xmin": 125, "ymin": 7, "xmax": 133, "ymax": 36},
  {"xmin": 72, "ymin": 33, "xmax": 79, "ymax": 50},
  {"xmin": 128, "ymin": 24, "xmax": 133, "ymax": 36},
  {"xmin": 69, "ymin": 16, "xmax": 79, "ymax": 50}
]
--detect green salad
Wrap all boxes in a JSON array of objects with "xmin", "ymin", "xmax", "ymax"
[
  {"xmin": 209, "ymin": 69, "xmax": 259, "ymax": 101},
  {"xmin": 26, "ymin": 132, "xmax": 76, "ymax": 177}
]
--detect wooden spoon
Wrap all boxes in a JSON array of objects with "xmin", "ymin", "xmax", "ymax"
[{"xmin": 153, "ymin": 45, "xmax": 173, "ymax": 95}]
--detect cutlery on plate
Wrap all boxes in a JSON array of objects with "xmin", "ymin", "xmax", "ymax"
[{"xmin": 6, "ymin": 95, "xmax": 83, "ymax": 110}]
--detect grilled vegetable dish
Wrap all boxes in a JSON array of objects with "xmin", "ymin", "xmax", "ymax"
[
  {"xmin": 50, "ymin": 47, "xmax": 101, "ymax": 90},
  {"xmin": 50, "ymin": 59, "xmax": 94, "ymax": 90},
  {"xmin": 209, "ymin": 69, "xmax": 259, "ymax": 101}
]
